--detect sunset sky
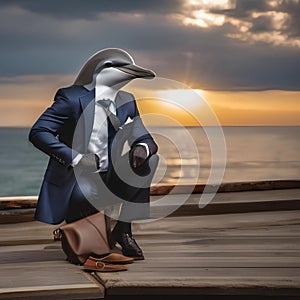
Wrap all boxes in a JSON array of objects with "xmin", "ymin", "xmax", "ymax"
[{"xmin": 0, "ymin": 0, "xmax": 299, "ymax": 127}]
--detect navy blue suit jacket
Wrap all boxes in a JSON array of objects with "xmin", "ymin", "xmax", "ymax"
[{"xmin": 29, "ymin": 85, "xmax": 157, "ymax": 224}]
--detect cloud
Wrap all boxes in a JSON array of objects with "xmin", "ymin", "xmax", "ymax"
[
  {"xmin": 0, "ymin": 0, "xmax": 183, "ymax": 19},
  {"xmin": 0, "ymin": 0, "xmax": 299, "ymax": 91},
  {"xmin": 178, "ymin": 0, "xmax": 300, "ymax": 48}
]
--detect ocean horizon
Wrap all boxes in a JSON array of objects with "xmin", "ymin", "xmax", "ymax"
[{"xmin": 0, "ymin": 126, "xmax": 299, "ymax": 197}]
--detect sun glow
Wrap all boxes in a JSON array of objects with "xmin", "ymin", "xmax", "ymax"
[
  {"xmin": 135, "ymin": 88, "xmax": 300, "ymax": 127},
  {"xmin": 134, "ymin": 89, "xmax": 207, "ymax": 126},
  {"xmin": 156, "ymin": 89, "xmax": 205, "ymax": 110}
]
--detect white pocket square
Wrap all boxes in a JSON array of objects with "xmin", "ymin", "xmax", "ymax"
[{"xmin": 124, "ymin": 117, "xmax": 134, "ymax": 125}]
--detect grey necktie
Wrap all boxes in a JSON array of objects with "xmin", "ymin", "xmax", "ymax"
[{"xmin": 97, "ymin": 99, "xmax": 113, "ymax": 110}]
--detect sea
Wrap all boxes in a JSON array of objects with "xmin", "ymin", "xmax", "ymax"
[{"xmin": 0, "ymin": 126, "xmax": 299, "ymax": 197}]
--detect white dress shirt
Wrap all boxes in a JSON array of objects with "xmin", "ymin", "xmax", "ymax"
[
  {"xmin": 72, "ymin": 98, "xmax": 149, "ymax": 170},
  {"xmin": 87, "ymin": 99, "xmax": 115, "ymax": 171},
  {"xmin": 71, "ymin": 79, "xmax": 149, "ymax": 170}
]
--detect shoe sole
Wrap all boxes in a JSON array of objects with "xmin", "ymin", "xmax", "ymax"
[
  {"xmin": 83, "ymin": 267, "xmax": 127, "ymax": 272},
  {"xmin": 132, "ymin": 256, "xmax": 145, "ymax": 261}
]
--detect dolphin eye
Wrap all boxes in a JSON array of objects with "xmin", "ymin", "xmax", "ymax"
[{"xmin": 104, "ymin": 61, "xmax": 113, "ymax": 68}]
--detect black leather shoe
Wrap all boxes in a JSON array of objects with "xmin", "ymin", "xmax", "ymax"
[{"xmin": 112, "ymin": 229, "xmax": 144, "ymax": 260}]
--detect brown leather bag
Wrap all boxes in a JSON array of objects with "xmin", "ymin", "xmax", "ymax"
[{"xmin": 59, "ymin": 212, "xmax": 111, "ymax": 265}]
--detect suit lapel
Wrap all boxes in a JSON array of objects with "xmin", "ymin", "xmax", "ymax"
[
  {"xmin": 115, "ymin": 92, "xmax": 121, "ymax": 118},
  {"xmin": 115, "ymin": 91, "xmax": 129, "ymax": 124},
  {"xmin": 79, "ymin": 88, "xmax": 95, "ymax": 151}
]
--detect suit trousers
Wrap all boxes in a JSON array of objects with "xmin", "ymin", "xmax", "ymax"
[{"xmin": 65, "ymin": 154, "xmax": 159, "ymax": 223}]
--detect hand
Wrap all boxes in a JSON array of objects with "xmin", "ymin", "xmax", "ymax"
[
  {"xmin": 78, "ymin": 153, "xmax": 99, "ymax": 172},
  {"xmin": 130, "ymin": 145, "xmax": 148, "ymax": 169}
]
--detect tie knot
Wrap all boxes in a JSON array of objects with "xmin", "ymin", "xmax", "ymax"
[{"xmin": 97, "ymin": 98, "xmax": 112, "ymax": 109}]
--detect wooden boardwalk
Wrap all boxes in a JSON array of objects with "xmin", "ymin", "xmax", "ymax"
[
  {"xmin": 0, "ymin": 186, "xmax": 300, "ymax": 299},
  {"xmin": 2, "ymin": 185, "xmax": 300, "ymax": 223}
]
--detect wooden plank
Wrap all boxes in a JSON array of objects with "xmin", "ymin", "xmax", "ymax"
[
  {"xmin": 151, "ymin": 199, "xmax": 300, "ymax": 218},
  {"xmin": 146, "ymin": 250, "xmax": 300, "ymax": 258},
  {"xmin": 1, "ymin": 180, "xmax": 300, "ymax": 210},
  {"xmin": 140, "ymin": 242, "xmax": 300, "ymax": 251},
  {"xmin": 0, "ymin": 284, "xmax": 102, "ymax": 300},
  {"xmin": 0, "ymin": 248, "xmax": 65, "ymax": 264},
  {"xmin": 0, "ymin": 261, "xmax": 104, "ymax": 299},
  {"xmin": 1, "ymin": 189, "xmax": 300, "ymax": 224},
  {"xmin": 101, "ymin": 267, "xmax": 300, "ymax": 279},
  {"xmin": 1, "ymin": 210, "xmax": 300, "ymax": 245},
  {"xmin": 133, "ymin": 210, "xmax": 300, "ymax": 235},
  {"xmin": 4, "ymin": 197, "xmax": 300, "ymax": 223},
  {"xmin": 98, "ymin": 266, "xmax": 300, "ymax": 296},
  {"xmin": 150, "ymin": 189, "xmax": 300, "ymax": 217},
  {"xmin": 130, "ymin": 257, "xmax": 300, "ymax": 268},
  {"xmin": 0, "ymin": 231, "xmax": 105, "ymax": 299},
  {"xmin": 95, "ymin": 211, "xmax": 300, "ymax": 296},
  {"xmin": 0, "ymin": 196, "xmax": 38, "ymax": 210},
  {"xmin": 103, "ymin": 286, "xmax": 300, "ymax": 297},
  {"xmin": 0, "ymin": 221, "xmax": 56, "ymax": 245},
  {"xmin": 150, "ymin": 180, "xmax": 300, "ymax": 195},
  {"xmin": 0, "ymin": 209, "xmax": 35, "ymax": 224},
  {"xmin": 1, "ymin": 211, "xmax": 300, "ymax": 297}
]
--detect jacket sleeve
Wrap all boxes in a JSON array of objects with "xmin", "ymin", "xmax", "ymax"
[
  {"xmin": 28, "ymin": 89, "xmax": 78, "ymax": 166},
  {"xmin": 128, "ymin": 97, "xmax": 158, "ymax": 156}
]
